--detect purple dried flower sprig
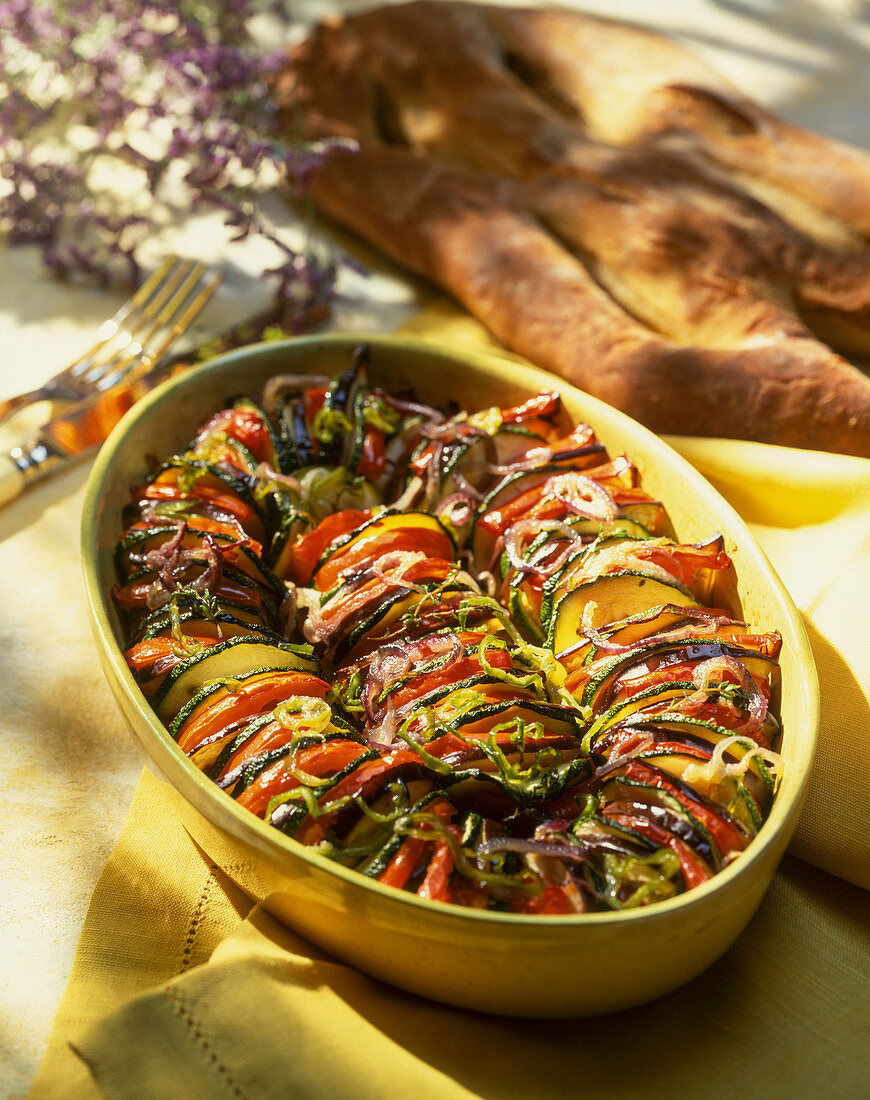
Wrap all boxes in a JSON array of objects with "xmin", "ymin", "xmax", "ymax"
[{"xmin": 0, "ymin": 0, "xmax": 354, "ymax": 329}]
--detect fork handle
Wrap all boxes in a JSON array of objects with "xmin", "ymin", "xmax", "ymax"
[
  {"xmin": 0, "ymin": 438, "xmax": 70, "ymax": 508},
  {"xmin": 0, "ymin": 390, "xmax": 39, "ymax": 426},
  {"xmin": 0, "ymin": 454, "xmax": 25, "ymax": 507}
]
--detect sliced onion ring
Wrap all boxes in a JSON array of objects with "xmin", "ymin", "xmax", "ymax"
[
  {"xmin": 504, "ymin": 518, "xmax": 582, "ymax": 576},
  {"xmin": 548, "ymin": 473, "xmax": 619, "ymax": 522}
]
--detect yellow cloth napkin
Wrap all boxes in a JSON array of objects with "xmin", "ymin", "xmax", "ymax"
[
  {"xmin": 29, "ymin": 300, "xmax": 870, "ymax": 1099},
  {"xmin": 28, "ymin": 771, "xmax": 870, "ymax": 1100}
]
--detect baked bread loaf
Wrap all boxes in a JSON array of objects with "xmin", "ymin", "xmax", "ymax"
[{"xmin": 274, "ymin": 1, "xmax": 870, "ymax": 455}]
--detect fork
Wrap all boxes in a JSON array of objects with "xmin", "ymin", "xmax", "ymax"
[
  {"xmin": 0, "ymin": 257, "xmax": 223, "ymax": 507},
  {"xmin": 0, "ymin": 255, "xmax": 223, "ymax": 425}
]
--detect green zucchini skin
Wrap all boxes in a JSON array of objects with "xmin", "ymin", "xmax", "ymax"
[{"xmin": 112, "ymin": 350, "xmax": 783, "ymax": 915}]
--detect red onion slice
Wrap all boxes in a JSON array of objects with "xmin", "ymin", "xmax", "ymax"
[
  {"xmin": 575, "ymin": 603, "xmax": 737, "ymax": 657},
  {"xmin": 365, "ymin": 633, "xmax": 466, "ymax": 723},
  {"xmin": 686, "ymin": 654, "xmax": 768, "ymax": 733},
  {"xmin": 143, "ymin": 521, "xmax": 187, "ymax": 573},
  {"xmin": 254, "ymin": 462, "xmax": 301, "ymax": 493},
  {"xmin": 504, "ymin": 518, "xmax": 582, "ymax": 576},
  {"xmin": 450, "ymin": 467, "xmax": 484, "ymax": 502},
  {"xmin": 547, "ymin": 473, "xmax": 619, "ymax": 522},
  {"xmin": 420, "ymin": 421, "xmax": 489, "ymax": 443},
  {"xmin": 369, "ymin": 550, "xmax": 429, "ymax": 594},
  {"xmin": 263, "ymin": 374, "xmax": 330, "ymax": 415},
  {"xmin": 365, "ymin": 697, "xmax": 400, "ymax": 750},
  {"xmin": 363, "ymin": 644, "xmax": 413, "ymax": 719},
  {"xmin": 380, "ymin": 393, "xmax": 445, "ymax": 424},
  {"xmin": 593, "ymin": 736, "xmax": 655, "ymax": 778},
  {"xmin": 437, "ymin": 493, "xmax": 476, "ymax": 528},
  {"xmin": 476, "ymin": 836, "xmax": 590, "ymax": 862},
  {"xmin": 487, "ymin": 445, "xmax": 553, "ymax": 476}
]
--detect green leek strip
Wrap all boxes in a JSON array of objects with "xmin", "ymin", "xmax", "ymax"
[
  {"xmin": 601, "ymin": 849, "xmax": 681, "ymax": 910},
  {"xmin": 489, "ymin": 717, "xmax": 546, "ymax": 750},
  {"xmin": 149, "ymin": 499, "xmax": 196, "ymax": 518},
  {"xmin": 395, "ymin": 811, "xmax": 542, "ymax": 896},
  {"xmin": 476, "ymin": 636, "xmax": 542, "ymax": 694},
  {"xmin": 311, "ymin": 406, "xmax": 352, "ymax": 445},
  {"xmin": 470, "ymin": 731, "xmax": 570, "ymax": 803},
  {"xmin": 454, "ymin": 595, "xmax": 523, "ymax": 643},
  {"xmin": 394, "ymin": 719, "xmax": 455, "ymax": 775},
  {"xmin": 362, "ymin": 396, "xmax": 402, "ymax": 433},
  {"xmin": 273, "ymin": 696, "xmax": 333, "ymax": 735},
  {"xmin": 167, "ymin": 589, "xmax": 223, "ymax": 657},
  {"xmin": 264, "ymin": 747, "xmax": 381, "ymax": 824},
  {"xmin": 353, "ymin": 782, "xmax": 412, "ymax": 825},
  {"xmin": 200, "ymin": 676, "xmax": 244, "ymax": 693},
  {"xmin": 466, "ymin": 406, "xmax": 503, "ymax": 434}
]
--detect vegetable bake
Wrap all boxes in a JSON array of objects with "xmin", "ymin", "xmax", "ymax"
[{"xmin": 111, "ymin": 347, "xmax": 783, "ymax": 914}]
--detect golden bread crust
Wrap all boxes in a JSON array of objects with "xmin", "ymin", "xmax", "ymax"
[{"xmin": 275, "ymin": 1, "xmax": 870, "ymax": 456}]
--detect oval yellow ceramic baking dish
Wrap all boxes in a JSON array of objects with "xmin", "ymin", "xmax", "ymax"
[{"xmin": 81, "ymin": 334, "xmax": 818, "ymax": 1017}]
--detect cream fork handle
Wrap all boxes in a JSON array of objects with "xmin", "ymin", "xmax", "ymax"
[{"xmin": 0, "ymin": 453, "xmax": 25, "ymax": 508}]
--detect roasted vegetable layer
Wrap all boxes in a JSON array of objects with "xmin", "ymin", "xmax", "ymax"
[{"xmin": 112, "ymin": 347, "xmax": 783, "ymax": 913}]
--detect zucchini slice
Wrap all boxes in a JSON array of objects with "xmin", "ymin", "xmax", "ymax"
[
  {"xmin": 152, "ymin": 638, "xmax": 318, "ymax": 720},
  {"xmin": 547, "ymin": 572, "xmax": 700, "ymax": 656}
]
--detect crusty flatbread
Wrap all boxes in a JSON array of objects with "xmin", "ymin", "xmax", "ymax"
[{"xmin": 274, "ymin": 1, "xmax": 870, "ymax": 456}]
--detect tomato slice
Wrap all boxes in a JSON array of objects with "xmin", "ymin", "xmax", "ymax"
[
  {"xmin": 287, "ymin": 509, "xmax": 373, "ymax": 585},
  {"xmin": 304, "ymin": 387, "xmax": 328, "ymax": 425},
  {"xmin": 315, "ymin": 526, "xmax": 454, "ymax": 592},
  {"xmin": 623, "ymin": 759, "xmax": 749, "ymax": 858},
  {"xmin": 543, "ymin": 422, "xmax": 597, "ymax": 456},
  {"xmin": 296, "ymin": 750, "xmax": 423, "ymax": 845},
  {"xmin": 125, "ymin": 636, "xmax": 221, "ymax": 687},
  {"xmin": 175, "ymin": 671, "xmax": 329, "ymax": 755},
  {"xmin": 357, "ymin": 427, "xmax": 386, "ymax": 481},
  {"xmin": 140, "ymin": 483, "xmax": 262, "ymax": 536},
  {"xmin": 223, "ymin": 408, "xmax": 271, "ymax": 461},
  {"xmin": 605, "ymin": 811, "xmax": 711, "ymax": 890},
  {"xmin": 235, "ymin": 739, "xmax": 370, "ymax": 818},
  {"xmin": 383, "ymin": 645, "xmax": 516, "ymax": 714},
  {"xmin": 417, "ymin": 838, "xmax": 455, "ymax": 901},
  {"xmin": 320, "ymin": 558, "xmax": 456, "ymax": 635},
  {"xmin": 500, "ymin": 391, "xmax": 561, "ymax": 425},
  {"xmin": 517, "ymin": 882, "xmax": 573, "ymax": 914},
  {"xmin": 379, "ymin": 837, "xmax": 429, "ymax": 889},
  {"xmin": 196, "ymin": 407, "xmax": 273, "ymax": 463}
]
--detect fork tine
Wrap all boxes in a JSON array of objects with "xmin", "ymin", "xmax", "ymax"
[
  {"xmin": 145, "ymin": 271, "xmax": 224, "ymax": 365},
  {"xmin": 0, "ymin": 255, "xmax": 222, "ymax": 428},
  {"xmin": 76, "ymin": 259, "xmax": 198, "ymax": 384},
  {"xmin": 88, "ymin": 267, "xmax": 222, "ymax": 392},
  {"xmin": 68, "ymin": 256, "xmax": 186, "ymax": 379}
]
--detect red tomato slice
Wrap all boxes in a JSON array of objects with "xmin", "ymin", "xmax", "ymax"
[
  {"xmin": 500, "ymin": 391, "xmax": 561, "ymax": 425},
  {"xmin": 125, "ymin": 637, "xmax": 222, "ymax": 690},
  {"xmin": 304, "ymin": 387, "xmax": 328, "ymax": 425},
  {"xmin": 517, "ymin": 882, "xmax": 573, "ymax": 915},
  {"xmin": 140, "ymin": 483, "xmax": 262, "ymax": 536},
  {"xmin": 417, "ymin": 838, "xmax": 456, "ymax": 901},
  {"xmin": 175, "ymin": 672, "xmax": 329, "ymax": 756},
  {"xmin": 605, "ymin": 811, "xmax": 711, "ymax": 890},
  {"xmin": 357, "ymin": 427, "xmax": 386, "ymax": 480},
  {"xmin": 623, "ymin": 759, "xmax": 749, "ymax": 858},
  {"xmin": 315, "ymin": 526, "xmax": 454, "ymax": 592},
  {"xmin": 383, "ymin": 645, "xmax": 516, "ymax": 714},
  {"xmin": 287, "ymin": 509, "xmax": 373, "ymax": 585},
  {"xmin": 317, "ymin": 559, "xmax": 460, "ymax": 649},
  {"xmin": 223, "ymin": 408, "xmax": 271, "ymax": 461},
  {"xmin": 196, "ymin": 407, "xmax": 273, "ymax": 463},
  {"xmin": 296, "ymin": 750, "xmax": 423, "ymax": 845},
  {"xmin": 379, "ymin": 837, "xmax": 429, "ymax": 889},
  {"xmin": 235, "ymin": 739, "xmax": 370, "ymax": 818}
]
